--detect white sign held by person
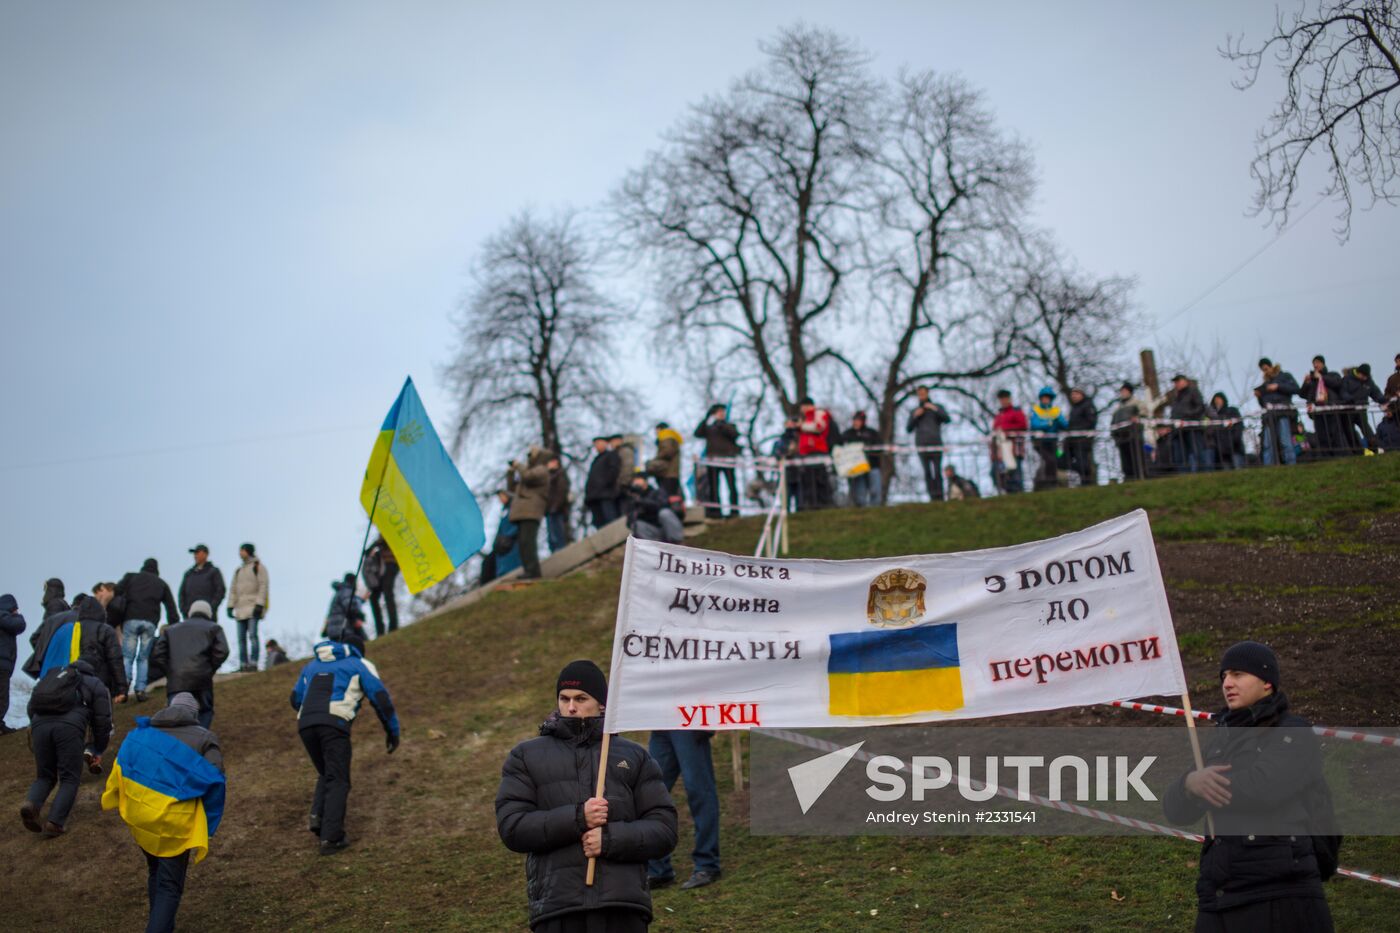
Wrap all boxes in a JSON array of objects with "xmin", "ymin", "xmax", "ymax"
[{"xmin": 604, "ymin": 510, "xmax": 1186, "ymax": 732}]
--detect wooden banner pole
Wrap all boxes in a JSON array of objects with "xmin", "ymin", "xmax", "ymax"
[
  {"xmin": 584, "ymin": 731, "xmax": 612, "ymax": 886},
  {"xmin": 1179, "ymin": 687, "xmax": 1216, "ymax": 838},
  {"xmin": 731, "ymin": 731, "xmax": 744, "ymax": 791}
]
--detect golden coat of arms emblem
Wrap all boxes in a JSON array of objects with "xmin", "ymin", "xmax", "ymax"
[{"xmin": 866, "ymin": 568, "xmax": 927, "ymax": 627}]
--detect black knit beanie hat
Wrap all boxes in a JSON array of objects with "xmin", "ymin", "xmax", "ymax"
[
  {"xmin": 1219, "ymin": 641, "xmax": 1280, "ymax": 690},
  {"xmin": 556, "ymin": 659, "xmax": 607, "ymax": 706}
]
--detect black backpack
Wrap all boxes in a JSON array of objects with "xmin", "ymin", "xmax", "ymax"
[{"xmin": 30, "ymin": 664, "xmax": 83, "ymax": 716}]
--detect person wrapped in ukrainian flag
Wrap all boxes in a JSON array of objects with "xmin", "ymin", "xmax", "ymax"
[{"xmin": 102, "ymin": 692, "xmax": 225, "ymax": 933}]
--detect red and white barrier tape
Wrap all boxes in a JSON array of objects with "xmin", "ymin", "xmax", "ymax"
[
  {"xmin": 1107, "ymin": 700, "xmax": 1400, "ymax": 748},
  {"xmin": 764, "ymin": 727, "xmax": 1400, "ymax": 890}
]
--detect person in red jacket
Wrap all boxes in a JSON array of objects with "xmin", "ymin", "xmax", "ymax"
[
  {"xmin": 796, "ymin": 396, "xmax": 834, "ymax": 509},
  {"xmin": 989, "ymin": 389, "xmax": 1029, "ymax": 495}
]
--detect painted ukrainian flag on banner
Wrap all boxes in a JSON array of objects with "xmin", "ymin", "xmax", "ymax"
[
  {"xmin": 361, "ymin": 377, "xmax": 486, "ymax": 594},
  {"xmin": 827, "ymin": 623, "xmax": 964, "ymax": 717},
  {"xmin": 101, "ymin": 719, "xmax": 226, "ymax": 863}
]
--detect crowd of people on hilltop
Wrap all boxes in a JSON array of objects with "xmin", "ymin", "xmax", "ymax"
[{"xmin": 482, "ymin": 352, "xmax": 1398, "ymax": 565}]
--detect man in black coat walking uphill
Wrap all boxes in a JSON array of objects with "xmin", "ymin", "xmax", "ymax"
[
  {"xmin": 1164, "ymin": 642, "xmax": 1335, "ymax": 932},
  {"xmin": 496, "ymin": 660, "xmax": 677, "ymax": 932}
]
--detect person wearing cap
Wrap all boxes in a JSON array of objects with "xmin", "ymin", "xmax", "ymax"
[
  {"xmin": 1167, "ymin": 374, "xmax": 1208, "ymax": 473},
  {"xmin": 179, "ymin": 545, "xmax": 226, "ymax": 620},
  {"xmin": 116, "ymin": 559, "xmax": 180, "ymax": 702},
  {"xmin": 1254, "ymin": 358, "xmax": 1301, "ymax": 466},
  {"xmin": 496, "ymin": 660, "xmax": 677, "ymax": 932},
  {"xmin": 1163, "ymin": 642, "xmax": 1335, "ymax": 931},
  {"xmin": 1110, "ymin": 382, "xmax": 1148, "ymax": 481},
  {"xmin": 840, "ymin": 410, "xmax": 883, "ymax": 507},
  {"xmin": 1338, "ymin": 363, "xmax": 1384, "ymax": 451},
  {"xmin": 228, "ymin": 543, "xmax": 270, "ymax": 671},
  {"xmin": 103, "ymin": 691, "xmax": 224, "ymax": 933},
  {"xmin": 290, "ymin": 627, "xmax": 399, "ymax": 855},
  {"xmin": 694, "ymin": 404, "xmax": 742, "ymax": 519},
  {"xmin": 148, "ymin": 599, "xmax": 229, "ymax": 729},
  {"xmin": 584, "ymin": 436, "xmax": 622, "ymax": 530},
  {"xmin": 906, "ymin": 386, "xmax": 952, "ymax": 502},
  {"xmin": 21, "ymin": 655, "xmax": 112, "ymax": 836},
  {"xmin": 545, "ymin": 454, "xmax": 572, "ymax": 553}
]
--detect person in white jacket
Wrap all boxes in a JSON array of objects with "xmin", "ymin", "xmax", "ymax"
[{"xmin": 226, "ymin": 543, "xmax": 269, "ymax": 672}]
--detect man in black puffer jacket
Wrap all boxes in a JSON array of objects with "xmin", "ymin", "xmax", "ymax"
[
  {"xmin": 149, "ymin": 600, "xmax": 229, "ymax": 729},
  {"xmin": 1164, "ymin": 642, "xmax": 1334, "ymax": 932},
  {"xmin": 21, "ymin": 657, "xmax": 112, "ymax": 836},
  {"xmin": 496, "ymin": 660, "xmax": 677, "ymax": 932},
  {"xmin": 0, "ymin": 595, "xmax": 26, "ymax": 734}
]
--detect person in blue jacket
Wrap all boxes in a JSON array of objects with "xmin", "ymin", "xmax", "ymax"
[
  {"xmin": 290, "ymin": 628, "xmax": 400, "ymax": 855},
  {"xmin": 1028, "ymin": 386, "xmax": 1068, "ymax": 488}
]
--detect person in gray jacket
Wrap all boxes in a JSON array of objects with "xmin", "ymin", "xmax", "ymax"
[
  {"xmin": 149, "ymin": 600, "xmax": 229, "ymax": 729},
  {"xmin": 496, "ymin": 660, "xmax": 677, "ymax": 932},
  {"xmin": 906, "ymin": 386, "xmax": 952, "ymax": 501}
]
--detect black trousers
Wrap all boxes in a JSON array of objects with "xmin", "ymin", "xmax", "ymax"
[
  {"xmin": 0, "ymin": 662, "xmax": 12, "ymax": 723},
  {"xmin": 918, "ymin": 452, "xmax": 944, "ymax": 501},
  {"xmin": 301, "ymin": 724, "xmax": 353, "ymax": 843},
  {"xmin": 705, "ymin": 465, "xmax": 738, "ymax": 518},
  {"xmin": 588, "ymin": 498, "xmax": 619, "ymax": 530},
  {"xmin": 369, "ymin": 564, "xmax": 400, "ymax": 635},
  {"xmin": 533, "ymin": 907, "xmax": 649, "ymax": 933},
  {"xmin": 1194, "ymin": 895, "xmax": 1333, "ymax": 932},
  {"xmin": 27, "ymin": 719, "xmax": 85, "ymax": 827},
  {"xmin": 515, "ymin": 519, "xmax": 541, "ymax": 579},
  {"xmin": 144, "ymin": 850, "xmax": 191, "ymax": 933},
  {"xmin": 1066, "ymin": 438, "xmax": 1095, "ymax": 484}
]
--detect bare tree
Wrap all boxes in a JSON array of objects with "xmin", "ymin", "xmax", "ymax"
[
  {"xmin": 831, "ymin": 72, "xmax": 1034, "ymax": 474},
  {"xmin": 1007, "ymin": 244, "xmax": 1139, "ymax": 402},
  {"xmin": 445, "ymin": 209, "xmax": 622, "ymax": 463},
  {"xmin": 1225, "ymin": 0, "xmax": 1400, "ymax": 238},
  {"xmin": 614, "ymin": 24, "xmax": 878, "ymax": 417}
]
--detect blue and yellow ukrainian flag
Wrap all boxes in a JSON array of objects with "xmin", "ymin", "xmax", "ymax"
[
  {"xmin": 361, "ymin": 377, "xmax": 486, "ymax": 593},
  {"xmin": 827, "ymin": 623, "xmax": 964, "ymax": 717},
  {"xmin": 102, "ymin": 719, "xmax": 226, "ymax": 863},
  {"xmin": 38, "ymin": 618, "xmax": 82, "ymax": 677}
]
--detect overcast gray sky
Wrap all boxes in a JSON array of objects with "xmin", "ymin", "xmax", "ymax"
[{"xmin": 2, "ymin": 1, "xmax": 1395, "ymax": 667}]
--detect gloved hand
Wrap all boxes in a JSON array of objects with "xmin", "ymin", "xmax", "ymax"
[
  {"xmin": 227, "ymin": 608, "xmax": 235, "ymax": 619},
  {"xmin": 386, "ymin": 733, "xmax": 400, "ymax": 754},
  {"xmin": 252, "ymin": 605, "xmax": 264, "ymax": 621}
]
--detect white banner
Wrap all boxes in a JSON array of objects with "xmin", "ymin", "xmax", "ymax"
[{"xmin": 604, "ymin": 510, "xmax": 1186, "ymax": 732}]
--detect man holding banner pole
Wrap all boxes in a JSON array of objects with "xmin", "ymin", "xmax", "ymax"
[{"xmin": 495, "ymin": 660, "xmax": 676, "ymax": 932}]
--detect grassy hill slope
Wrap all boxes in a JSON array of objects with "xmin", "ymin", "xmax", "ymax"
[{"xmin": 3, "ymin": 456, "xmax": 1399, "ymax": 931}]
